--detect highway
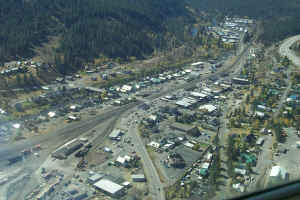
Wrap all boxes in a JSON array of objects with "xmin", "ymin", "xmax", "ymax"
[
  {"xmin": 128, "ymin": 124, "xmax": 165, "ymax": 200},
  {"xmin": 279, "ymin": 34, "xmax": 300, "ymax": 66}
]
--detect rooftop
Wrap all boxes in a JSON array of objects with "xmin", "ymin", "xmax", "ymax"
[
  {"xmin": 109, "ymin": 129, "xmax": 122, "ymax": 138},
  {"xmin": 93, "ymin": 179, "xmax": 124, "ymax": 194}
]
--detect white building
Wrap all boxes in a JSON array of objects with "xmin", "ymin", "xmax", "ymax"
[
  {"xmin": 93, "ymin": 179, "xmax": 124, "ymax": 197},
  {"xmin": 269, "ymin": 166, "xmax": 287, "ymax": 185},
  {"xmin": 199, "ymin": 104, "xmax": 217, "ymax": 113}
]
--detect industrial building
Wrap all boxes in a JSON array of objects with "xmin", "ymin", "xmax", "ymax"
[
  {"xmin": 175, "ymin": 97, "xmax": 198, "ymax": 108},
  {"xmin": 131, "ymin": 174, "xmax": 146, "ymax": 182},
  {"xmin": 88, "ymin": 173, "xmax": 104, "ymax": 184},
  {"xmin": 232, "ymin": 77, "xmax": 250, "ymax": 85},
  {"xmin": 93, "ymin": 179, "xmax": 124, "ymax": 197},
  {"xmin": 170, "ymin": 122, "xmax": 200, "ymax": 136},
  {"xmin": 52, "ymin": 139, "xmax": 83, "ymax": 159}
]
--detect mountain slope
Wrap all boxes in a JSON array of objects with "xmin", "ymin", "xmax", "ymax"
[
  {"xmin": 187, "ymin": 0, "xmax": 300, "ymax": 45},
  {"xmin": 0, "ymin": 0, "xmax": 194, "ymax": 67}
]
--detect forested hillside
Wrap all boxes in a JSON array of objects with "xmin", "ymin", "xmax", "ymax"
[
  {"xmin": 187, "ymin": 0, "xmax": 300, "ymax": 45},
  {"xmin": 0, "ymin": 0, "xmax": 194, "ymax": 70}
]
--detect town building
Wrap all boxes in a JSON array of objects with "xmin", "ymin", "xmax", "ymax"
[{"xmin": 93, "ymin": 179, "xmax": 124, "ymax": 197}]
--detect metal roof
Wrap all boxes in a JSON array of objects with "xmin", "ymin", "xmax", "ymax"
[
  {"xmin": 109, "ymin": 129, "xmax": 122, "ymax": 138},
  {"xmin": 93, "ymin": 179, "xmax": 124, "ymax": 194}
]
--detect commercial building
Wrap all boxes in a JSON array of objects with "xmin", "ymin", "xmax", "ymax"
[
  {"xmin": 232, "ymin": 77, "xmax": 250, "ymax": 85},
  {"xmin": 199, "ymin": 104, "xmax": 217, "ymax": 113},
  {"xmin": 115, "ymin": 155, "xmax": 132, "ymax": 166},
  {"xmin": 170, "ymin": 122, "xmax": 199, "ymax": 136},
  {"xmin": 93, "ymin": 179, "xmax": 124, "ymax": 197},
  {"xmin": 269, "ymin": 166, "xmax": 287, "ymax": 185},
  {"xmin": 109, "ymin": 129, "xmax": 123, "ymax": 140},
  {"xmin": 88, "ymin": 173, "xmax": 104, "ymax": 184},
  {"xmin": 175, "ymin": 97, "xmax": 198, "ymax": 108},
  {"xmin": 131, "ymin": 174, "xmax": 146, "ymax": 182}
]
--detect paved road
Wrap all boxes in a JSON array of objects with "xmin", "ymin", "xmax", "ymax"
[
  {"xmin": 274, "ymin": 69, "xmax": 292, "ymax": 119},
  {"xmin": 127, "ymin": 123, "xmax": 165, "ymax": 200},
  {"xmin": 279, "ymin": 34, "xmax": 300, "ymax": 66}
]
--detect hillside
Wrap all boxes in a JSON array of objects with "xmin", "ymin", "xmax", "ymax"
[
  {"xmin": 187, "ymin": 0, "xmax": 300, "ymax": 45},
  {"xmin": 0, "ymin": 0, "xmax": 194, "ymax": 71}
]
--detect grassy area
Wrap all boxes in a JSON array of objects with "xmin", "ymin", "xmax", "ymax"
[{"xmin": 165, "ymin": 180, "xmax": 197, "ymax": 200}]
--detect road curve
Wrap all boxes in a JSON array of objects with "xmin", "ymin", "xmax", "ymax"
[{"xmin": 279, "ymin": 34, "xmax": 300, "ymax": 66}]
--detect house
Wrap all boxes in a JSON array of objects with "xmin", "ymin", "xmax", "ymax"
[
  {"xmin": 170, "ymin": 122, "xmax": 200, "ymax": 136},
  {"xmin": 255, "ymin": 111, "xmax": 265, "ymax": 118},
  {"xmin": 257, "ymin": 105, "xmax": 267, "ymax": 112},
  {"xmin": 232, "ymin": 183, "xmax": 245, "ymax": 193},
  {"xmin": 48, "ymin": 111, "xmax": 56, "ymax": 118},
  {"xmin": 116, "ymin": 155, "xmax": 131, "ymax": 166},
  {"xmin": 147, "ymin": 115, "xmax": 158, "ymax": 123},
  {"xmin": 202, "ymin": 162, "xmax": 210, "ymax": 169},
  {"xmin": 0, "ymin": 108, "xmax": 6, "ymax": 114},
  {"xmin": 148, "ymin": 141, "xmax": 160, "ymax": 149},
  {"xmin": 93, "ymin": 179, "xmax": 124, "ymax": 197},
  {"xmin": 234, "ymin": 168, "xmax": 247, "ymax": 176},
  {"xmin": 131, "ymin": 174, "xmax": 146, "ymax": 182},
  {"xmin": 269, "ymin": 166, "xmax": 287, "ymax": 185},
  {"xmin": 256, "ymin": 137, "xmax": 265, "ymax": 146},
  {"xmin": 56, "ymin": 77, "xmax": 64, "ymax": 83},
  {"xmin": 120, "ymin": 85, "xmax": 132, "ymax": 93}
]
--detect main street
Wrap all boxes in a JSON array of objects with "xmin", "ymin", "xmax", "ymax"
[{"xmin": 127, "ymin": 123, "xmax": 166, "ymax": 200}]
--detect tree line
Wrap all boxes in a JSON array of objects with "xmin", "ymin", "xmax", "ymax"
[
  {"xmin": 187, "ymin": 0, "xmax": 300, "ymax": 45},
  {"xmin": 0, "ymin": 0, "xmax": 196, "ymax": 73}
]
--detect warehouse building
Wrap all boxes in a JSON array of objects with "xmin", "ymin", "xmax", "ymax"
[
  {"xmin": 170, "ymin": 122, "xmax": 200, "ymax": 136},
  {"xmin": 131, "ymin": 174, "xmax": 146, "ymax": 182},
  {"xmin": 52, "ymin": 139, "xmax": 83, "ymax": 159},
  {"xmin": 88, "ymin": 173, "xmax": 104, "ymax": 184},
  {"xmin": 93, "ymin": 179, "xmax": 124, "ymax": 197}
]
